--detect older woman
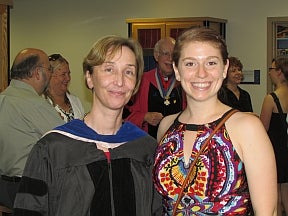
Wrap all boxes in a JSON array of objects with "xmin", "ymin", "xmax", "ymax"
[
  {"xmin": 218, "ymin": 56, "xmax": 253, "ymax": 112},
  {"xmin": 13, "ymin": 36, "xmax": 162, "ymax": 216},
  {"xmin": 44, "ymin": 54, "xmax": 85, "ymax": 122}
]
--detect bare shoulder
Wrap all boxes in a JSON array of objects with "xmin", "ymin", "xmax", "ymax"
[
  {"xmin": 225, "ymin": 111, "xmax": 269, "ymax": 160},
  {"xmin": 227, "ymin": 111, "xmax": 262, "ymax": 130},
  {"xmin": 157, "ymin": 113, "xmax": 179, "ymax": 142},
  {"xmin": 226, "ymin": 111, "xmax": 266, "ymax": 143},
  {"xmin": 262, "ymin": 93, "xmax": 274, "ymax": 107}
]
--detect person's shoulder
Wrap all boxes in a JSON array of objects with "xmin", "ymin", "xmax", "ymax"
[
  {"xmin": 229, "ymin": 110, "xmax": 259, "ymax": 120},
  {"xmin": 262, "ymin": 92, "xmax": 274, "ymax": 104},
  {"xmin": 2, "ymin": 81, "xmax": 38, "ymax": 99},
  {"xmin": 137, "ymin": 68, "xmax": 157, "ymax": 88},
  {"xmin": 225, "ymin": 111, "xmax": 264, "ymax": 149},
  {"xmin": 238, "ymin": 86, "xmax": 251, "ymax": 95},
  {"xmin": 161, "ymin": 113, "xmax": 179, "ymax": 125},
  {"xmin": 227, "ymin": 111, "xmax": 261, "ymax": 130},
  {"xmin": 157, "ymin": 112, "xmax": 180, "ymax": 140},
  {"xmin": 275, "ymin": 88, "xmax": 288, "ymax": 101},
  {"xmin": 122, "ymin": 121, "xmax": 150, "ymax": 138},
  {"xmin": 38, "ymin": 120, "xmax": 86, "ymax": 145},
  {"xmin": 143, "ymin": 68, "xmax": 156, "ymax": 77},
  {"xmin": 145, "ymin": 68, "xmax": 156, "ymax": 74},
  {"xmin": 54, "ymin": 119, "xmax": 84, "ymax": 133},
  {"xmin": 66, "ymin": 92, "xmax": 80, "ymax": 100},
  {"xmin": 66, "ymin": 92, "xmax": 84, "ymax": 107}
]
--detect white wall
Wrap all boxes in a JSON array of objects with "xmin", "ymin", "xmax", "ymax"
[{"xmin": 9, "ymin": 0, "xmax": 288, "ymax": 114}]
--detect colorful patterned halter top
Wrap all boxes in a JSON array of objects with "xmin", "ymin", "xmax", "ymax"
[{"xmin": 153, "ymin": 110, "xmax": 251, "ymax": 215}]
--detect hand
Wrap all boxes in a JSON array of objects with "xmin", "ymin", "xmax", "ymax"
[{"xmin": 144, "ymin": 112, "xmax": 164, "ymax": 126}]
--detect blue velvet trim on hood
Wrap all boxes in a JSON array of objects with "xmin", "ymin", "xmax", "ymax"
[{"xmin": 54, "ymin": 119, "xmax": 148, "ymax": 143}]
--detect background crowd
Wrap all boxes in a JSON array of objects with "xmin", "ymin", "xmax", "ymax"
[{"xmin": 0, "ymin": 27, "xmax": 286, "ymax": 215}]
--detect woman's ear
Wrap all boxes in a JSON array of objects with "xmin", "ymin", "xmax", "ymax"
[
  {"xmin": 85, "ymin": 71, "xmax": 94, "ymax": 90},
  {"xmin": 173, "ymin": 63, "xmax": 180, "ymax": 81},
  {"xmin": 223, "ymin": 59, "xmax": 229, "ymax": 79}
]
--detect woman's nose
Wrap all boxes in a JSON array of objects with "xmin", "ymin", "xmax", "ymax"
[
  {"xmin": 114, "ymin": 71, "xmax": 124, "ymax": 86},
  {"xmin": 196, "ymin": 64, "xmax": 208, "ymax": 78},
  {"xmin": 65, "ymin": 73, "xmax": 71, "ymax": 81}
]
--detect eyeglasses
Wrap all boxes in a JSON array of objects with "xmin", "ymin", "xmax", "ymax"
[
  {"xmin": 269, "ymin": 67, "xmax": 277, "ymax": 71},
  {"xmin": 49, "ymin": 54, "xmax": 62, "ymax": 61},
  {"xmin": 158, "ymin": 51, "xmax": 172, "ymax": 58}
]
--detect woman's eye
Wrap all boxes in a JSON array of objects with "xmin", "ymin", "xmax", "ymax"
[
  {"xmin": 185, "ymin": 61, "xmax": 196, "ymax": 67},
  {"xmin": 104, "ymin": 67, "xmax": 113, "ymax": 72},
  {"xmin": 207, "ymin": 61, "xmax": 216, "ymax": 66},
  {"xmin": 205, "ymin": 60, "xmax": 220, "ymax": 69},
  {"xmin": 125, "ymin": 70, "xmax": 135, "ymax": 76}
]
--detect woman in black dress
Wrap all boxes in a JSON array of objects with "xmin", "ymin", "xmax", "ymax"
[{"xmin": 260, "ymin": 57, "xmax": 288, "ymax": 216}]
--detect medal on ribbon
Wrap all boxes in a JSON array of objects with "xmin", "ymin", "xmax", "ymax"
[{"xmin": 155, "ymin": 70, "xmax": 176, "ymax": 106}]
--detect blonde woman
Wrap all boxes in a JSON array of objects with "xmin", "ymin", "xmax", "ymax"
[{"xmin": 44, "ymin": 54, "xmax": 84, "ymax": 122}]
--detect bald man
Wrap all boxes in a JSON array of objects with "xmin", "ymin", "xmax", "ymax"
[{"xmin": 0, "ymin": 48, "xmax": 64, "ymax": 209}]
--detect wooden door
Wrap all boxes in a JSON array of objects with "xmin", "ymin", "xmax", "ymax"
[{"xmin": 0, "ymin": 1, "xmax": 12, "ymax": 92}]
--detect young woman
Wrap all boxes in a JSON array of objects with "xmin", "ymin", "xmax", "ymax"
[
  {"xmin": 153, "ymin": 28, "xmax": 277, "ymax": 215},
  {"xmin": 260, "ymin": 57, "xmax": 288, "ymax": 216}
]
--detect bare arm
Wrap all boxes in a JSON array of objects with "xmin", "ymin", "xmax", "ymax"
[
  {"xmin": 227, "ymin": 112, "xmax": 277, "ymax": 216},
  {"xmin": 260, "ymin": 94, "xmax": 274, "ymax": 131}
]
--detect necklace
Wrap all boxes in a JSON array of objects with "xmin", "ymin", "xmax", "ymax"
[
  {"xmin": 46, "ymin": 95, "xmax": 74, "ymax": 122},
  {"xmin": 55, "ymin": 103, "xmax": 74, "ymax": 122}
]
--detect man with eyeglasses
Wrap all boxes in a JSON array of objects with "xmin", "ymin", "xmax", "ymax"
[
  {"xmin": 0, "ymin": 48, "xmax": 64, "ymax": 211},
  {"xmin": 125, "ymin": 37, "xmax": 186, "ymax": 138}
]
